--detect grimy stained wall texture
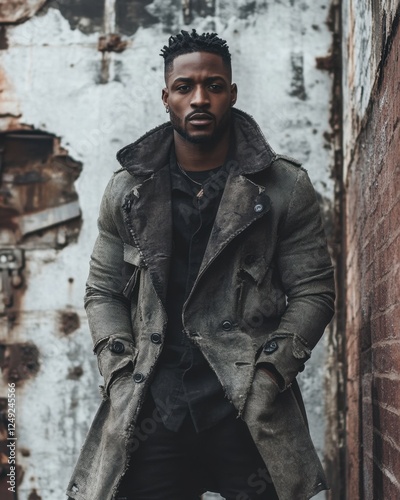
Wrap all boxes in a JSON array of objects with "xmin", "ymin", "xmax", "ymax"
[
  {"xmin": 0, "ymin": 1, "xmax": 336, "ymax": 499},
  {"xmin": 343, "ymin": 1, "xmax": 400, "ymax": 499}
]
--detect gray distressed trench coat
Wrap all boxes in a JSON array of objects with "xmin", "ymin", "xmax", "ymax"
[{"xmin": 67, "ymin": 109, "xmax": 335, "ymax": 500}]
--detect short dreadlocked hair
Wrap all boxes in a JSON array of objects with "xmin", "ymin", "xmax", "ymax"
[{"xmin": 160, "ymin": 29, "xmax": 231, "ymax": 79}]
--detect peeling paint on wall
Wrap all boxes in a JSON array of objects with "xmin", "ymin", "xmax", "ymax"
[
  {"xmin": 27, "ymin": 488, "xmax": 42, "ymax": 500},
  {"xmin": 0, "ymin": 343, "xmax": 40, "ymax": 385},
  {"xmin": 67, "ymin": 365, "xmax": 83, "ymax": 380},
  {"xmin": 0, "ymin": 28, "xmax": 8, "ymax": 50},
  {"xmin": 44, "ymin": 0, "xmax": 105, "ymax": 34},
  {"xmin": 115, "ymin": 0, "xmax": 159, "ymax": 35},
  {"xmin": 59, "ymin": 310, "xmax": 80, "ymax": 336},
  {"xmin": 289, "ymin": 52, "xmax": 307, "ymax": 100},
  {"xmin": 0, "ymin": 0, "xmax": 47, "ymax": 24}
]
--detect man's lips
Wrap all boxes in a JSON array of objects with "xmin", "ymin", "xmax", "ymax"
[{"xmin": 187, "ymin": 113, "xmax": 214, "ymax": 126}]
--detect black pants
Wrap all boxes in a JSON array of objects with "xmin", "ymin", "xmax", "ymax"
[{"xmin": 117, "ymin": 395, "xmax": 278, "ymax": 500}]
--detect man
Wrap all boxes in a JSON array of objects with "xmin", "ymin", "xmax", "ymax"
[{"xmin": 67, "ymin": 30, "xmax": 335, "ymax": 500}]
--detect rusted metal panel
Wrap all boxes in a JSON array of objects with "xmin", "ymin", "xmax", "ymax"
[
  {"xmin": 17, "ymin": 200, "xmax": 81, "ymax": 236},
  {"xmin": 0, "ymin": 131, "xmax": 82, "ymax": 248},
  {"xmin": 0, "ymin": 0, "xmax": 47, "ymax": 24},
  {"xmin": 0, "ymin": 66, "xmax": 22, "ymax": 131},
  {"xmin": 98, "ymin": 33, "xmax": 127, "ymax": 53}
]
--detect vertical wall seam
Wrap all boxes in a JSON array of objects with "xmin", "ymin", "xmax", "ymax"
[{"xmin": 326, "ymin": 0, "xmax": 347, "ymax": 498}]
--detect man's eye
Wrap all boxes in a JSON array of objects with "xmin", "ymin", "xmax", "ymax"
[
  {"xmin": 177, "ymin": 85, "xmax": 190, "ymax": 92},
  {"xmin": 209, "ymin": 84, "xmax": 222, "ymax": 91}
]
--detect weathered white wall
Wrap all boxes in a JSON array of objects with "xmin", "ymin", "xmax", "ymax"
[{"xmin": 0, "ymin": 1, "xmax": 335, "ymax": 498}]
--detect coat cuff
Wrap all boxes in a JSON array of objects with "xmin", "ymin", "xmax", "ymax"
[
  {"xmin": 256, "ymin": 333, "xmax": 311, "ymax": 391},
  {"xmin": 95, "ymin": 335, "xmax": 138, "ymax": 396}
]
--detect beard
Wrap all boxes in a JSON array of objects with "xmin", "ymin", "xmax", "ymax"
[{"xmin": 169, "ymin": 107, "xmax": 231, "ymax": 145}]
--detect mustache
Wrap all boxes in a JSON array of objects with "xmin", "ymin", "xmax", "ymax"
[{"xmin": 185, "ymin": 110, "xmax": 215, "ymax": 121}]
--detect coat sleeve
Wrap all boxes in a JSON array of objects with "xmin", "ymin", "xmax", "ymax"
[
  {"xmin": 256, "ymin": 167, "xmax": 335, "ymax": 390},
  {"xmin": 84, "ymin": 176, "xmax": 136, "ymax": 386}
]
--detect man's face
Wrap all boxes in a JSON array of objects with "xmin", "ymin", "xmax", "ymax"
[{"xmin": 162, "ymin": 52, "xmax": 237, "ymax": 144}]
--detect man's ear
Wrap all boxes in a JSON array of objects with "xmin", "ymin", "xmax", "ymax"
[
  {"xmin": 230, "ymin": 83, "xmax": 238, "ymax": 106},
  {"xmin": 162, "ymin": 87, "xmax": 169, "ymax": 110}
]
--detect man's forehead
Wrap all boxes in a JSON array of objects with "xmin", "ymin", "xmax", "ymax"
[{"xmin": 168, "ymin": 51, "xmax": 230, "ymax": 79}]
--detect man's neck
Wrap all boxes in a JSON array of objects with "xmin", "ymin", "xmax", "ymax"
[{"xmin": 173, "ymin": 129, "xmax": 230, "ymax": 172}]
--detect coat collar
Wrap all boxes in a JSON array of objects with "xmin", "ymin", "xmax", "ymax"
[{"xmin": 116, "ymin": 108, "xmax": 276, "ymax": 177}]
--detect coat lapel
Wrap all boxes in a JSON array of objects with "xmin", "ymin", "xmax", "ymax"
[
  {"xmin": 195, "ymin": 108, "xmax": 276, "ymax": 280},
  {"xmin": 122, "ymin": 164, "xmax": 172, "ymax": 306},
  {"xmin": 198, "ymin": 172, "xmax": 271, "ymax": 280}
]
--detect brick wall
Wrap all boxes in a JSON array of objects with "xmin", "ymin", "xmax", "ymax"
[{"xmin": 345, "ymin": 10, "xmax": 400, "ymax": 499}]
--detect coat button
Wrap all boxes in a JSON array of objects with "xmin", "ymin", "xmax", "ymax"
[
  {"xmin": 263, "ymin": 340, "xmax": 278, "ymax": 354},
  {"xmin": 222, "ymin": 320, "xmax": 233, "ymax": 331},
  {"xmin": 254, "ymin": 203, "xmax": 264, "ymax": 213},
  {"xmin": 133, "ymin": 372, "xmax": 145, "ymax": 383},
  {"xmin": 109, "ymin": 340, "xmax": 125, "ymax": 354},
  {"xmin": 150, "ymin": 333, "xmax": 162, "ymax": 344}
]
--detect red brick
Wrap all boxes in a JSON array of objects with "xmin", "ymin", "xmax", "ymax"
[
  {"xmin": 372, "ymin": 427, "xmax": 400, "ymax": 489},
  {"xmin": 371, "ymin": 308, "xmax": 400, "ymax": 342},
  {"xmin": 345, "ymin": 13, "xmax": 400, "ymax": 497},
  {"xmin": 375, "ymin": 236, "xmax": 400, "ymax": 279},
  {"xmin": 372, "ymin": 341, "xmax": 400, "ymax": 378},
  {"xmin": 372, "ymin": 402, "xmax": 400, "ymax": 452},
  {"xmin": 388, "ymin": 196, "xmax": 400, "ymax": 236},
  {"xmin": 375, "ymin": 216, "xmax": 390, "ymax": 251},
  {"xmin": 379, "ymin": 477, "xmax": 400, "ymax": 500}
]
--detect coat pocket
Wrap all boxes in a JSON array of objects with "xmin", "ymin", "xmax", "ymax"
[
  {"xmin": 97, "ymin": 336, "xmax": 138, "ymax": 395},
  {"xmin": 122, "ymin": 267, "xmax": 140, "ymax": 299},
  {"xmin": 237, "ymin": 260, "xmax": 286, "ymax": 328},
  {"xmin": 122, "ymin": 243, "xmax": 142, "ymax": 299}
]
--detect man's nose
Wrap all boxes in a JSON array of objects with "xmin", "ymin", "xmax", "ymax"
[{"xmin": 190, "ymin": 86, "xmax": 210, "ymax": 107}]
